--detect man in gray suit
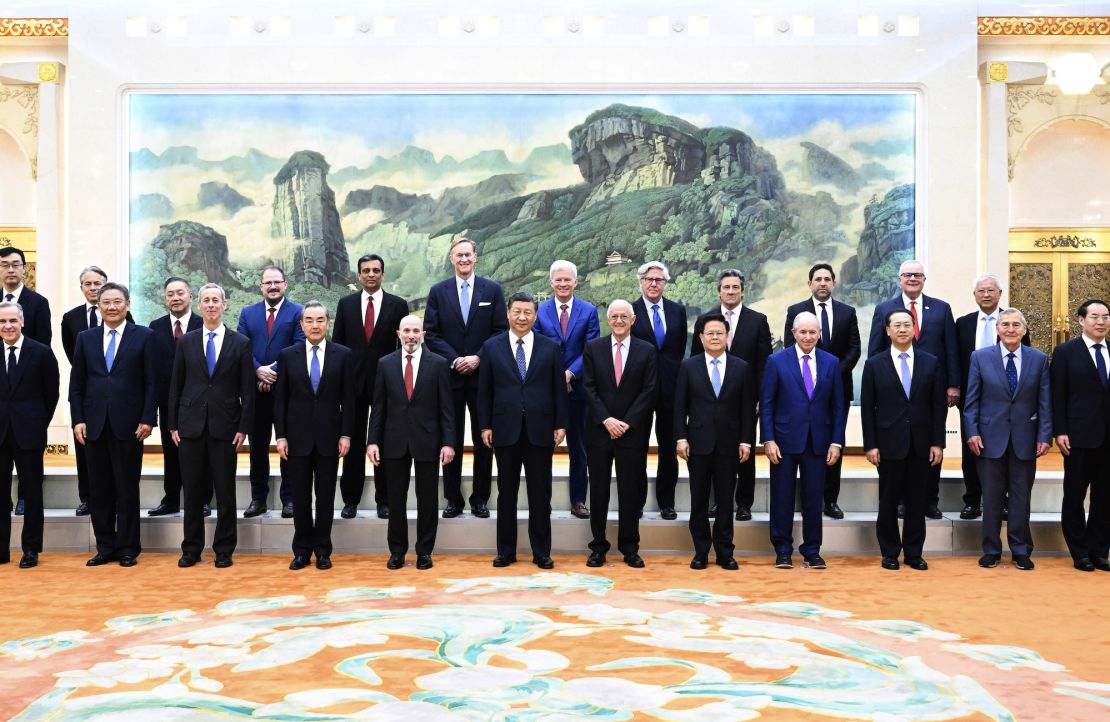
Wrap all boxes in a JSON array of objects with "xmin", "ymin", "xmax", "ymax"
[{"xmin": 963, "ymin": 308, "xmax": 1051, "ymax": 571}]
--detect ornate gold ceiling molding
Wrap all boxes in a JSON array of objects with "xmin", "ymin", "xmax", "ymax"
[
  {"xmin": 0, "ymin": 18, "xmax": 69, "ymax": 38},
  {"xmin": 979, "ymin": 16, "xmax": 1110, "ymax": 36}
]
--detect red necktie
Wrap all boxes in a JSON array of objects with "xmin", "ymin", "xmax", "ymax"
[
  {"xmin": 405, "ymin": 354, "xmax": 414, "ymax": 400},
  {"xmin": 364, "ymin": 296, "xmax": 376, "ymax": 343},
  {"xmin": 614, "ymin": 341, "xmax": 623, "ymax": 387},
  {"xmin": 560, "ymin": 303, "xmax": 569, "ymax": 338},
  {"xmin": 909, "ymin": 300, "xmax": 920, "ymax": 340},
  {"xmin": 266, "ymin": 306, "xmax": 276, "ymax": 337},
  {"xmin": 174, "ymin": 320, "xmax": 183, "ymax": 341}
]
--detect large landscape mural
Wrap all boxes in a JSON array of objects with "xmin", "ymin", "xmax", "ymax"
[{"xmin": 128, "ymin": 92, "xmax": 916, "ymax": 349}]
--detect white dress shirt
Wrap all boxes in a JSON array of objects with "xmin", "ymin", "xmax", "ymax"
[
  {"xmin": 3, "ymin": 284, "xmax": 24, "ymax": 303},
  {"xmin": 704, "ymin": 350, "xmax": 727, "ymax": 377},
  {"xmin": 795, "ymin": 343, "xmax": 817, "ymax": 389},
  {"xmin": 890, "ymin": 345, "xmax": 915, "ymax": 376},
  {"xmin": 456, "ymin": 275, "xmax": 475, "ymax": 305},
  {"xmin": 555, "ymin": 296, "xmax": 574, "ymax": 320},
  {"xmin": 306, "ymin": 338, "xmax": 327, "ymax": 375},
  {"xmin": 812, "ymin": 297, "xmax": 834, "ymax": 339},
  {"xmin": 902, "ymin": 293, "xmax": 924, "ymax": 327},
  {"xmin": 642, "ymin": 296, "xmax": 666, "ymax": 335},
  {"xmin": 170, "ymin": 310, "xmax": 193, "ymax": 334},
  {"xmin": 721, "ymin": 303, "xmax": 741, "ymax": 345},
  {"xmin": 1082, "ymin": 334, "xmax": 1110, "ymax": 381},
  {"xmin": 402, "ymin": 344, "xmax": 423, "ymax": 385},
  {"xmin": 509, "ymin": 330, "xmax": 534, "ymax": 369},
  {"xmin": 85, "ymin": 303, "xmax": 99, "ymax": 326},
  {"xmin": 611, "ymin": 335, "xmax": 629, "ymax": 377},
  {"xmin": 3, "ymin": 334, "xmax": 24, "ymax": 365},
  {"xmin": 202, "ymin": 323, "xmax": 226, "ymax": 360},
  {"xmin": 998, "ymin": 342, "xmax": 1022, "ymax": 379},
  {"xmin": 102, "ymin": 320, "xmax": 128, "ymax": 355},
  {"xmin": 361, "ymin": 289, "xmax": 383, "ymax": 324},
  {"xmin": 977, "ymin": 309, "xmax": 999, "ymax": 349}
]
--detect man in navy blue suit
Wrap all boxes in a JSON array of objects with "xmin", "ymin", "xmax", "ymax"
[
  {"xmin": 479, "ymin": 292, "xmax": 568, "ymax": 569},
  {"xmin": 534, "ymin": 260, "xmax": 600, "ymax": 519},
  {"xmin": 867, "ymin": 259, "xmax": 958, "ymax": 519},
  {"xmin": 69, "ymin": 282, "xmax": 158, "ymax": 567},
  {"xmin": 237, "ymin": 266, "xmax": 304, "ymax": 519},
  {"xmin": 761, "ymin": 312, "xmax": 846, "ymax": 569},
  {"xmin": 423, "ymin": 237, "xmax": 507, "ymax": 518}
]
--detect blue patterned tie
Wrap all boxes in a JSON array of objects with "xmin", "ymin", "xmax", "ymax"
[
  {"xmin": 652, "ymin": 304, "xmax": 665, "ymax": 349},
  {"xmin": 460, "ymin": 280, "xmax": 470, "ymax": 325},
  {"xmin": 206, "ymin": 331, "xmax": 217, "ymax": 377},
  {"xmin": 516, "ymin": 338, "xmax": 527, "ymax": 380},
  {"xmin": 1095, "ymin": 344, "xmax": 1107, "ymax": 391},
  {"xmin": 819, "ymin": 302, "xmax": 831, "ymax": 343},
  {"xmin": 899, "ymin": 352, "xmax": 912, "ymax": 398},
  {"xmin": 310, "ymin": 345, "xmax": 321, "ymax": 393},
  {"xmin": 1006, "ymin": 352, "xmax": 1018, "ymax": 397},
  {"xmin": 710, "ymin": 358, "xmax": 722, "ymax": 397},
  {"xmin": 104, "ymin": 329, "xmax": 117, "ymax": 372}
]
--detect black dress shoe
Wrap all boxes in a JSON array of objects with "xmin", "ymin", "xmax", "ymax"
[
  {"xmin": 315, "ymin": 556, "xmax": 332, "ymax": 570},
  {"xmin": 492, "ymin": 555, "xmax": 516, "ymax": 567},
  {"xmin": 689, "ymin": 557, "xmax": 708, "ymax": 570},
  {"xmin": 571, "ymin": 503, "xmax": 590, "ymax": 519},
  {"xmin": 1093, "ymin": 557, "xmax": 1110, "ymax": 572},
  {"xmin": 202, "ymin": 504, "xmax": 212, "ymax": 517},
  {"xmin": 18, "ymin": 551, "xmax": 38, "ymax": 568},
  {"xmin": 282, "ymin": 502, "xmax": 294, "ymax": 518},
  {"xmin": 386, "ymin": 553, "xmax": 405, "ymax": 570},
  {"xmin": 897, "ymin": 503, "xmax": 905, "ymax": 519},
  {"xmin": 774, "ymin": 553, "xmax": 793, "ymax": 569},
  {"xmin": 243, "ymin": 500, "xmax": 266, "ymax": 518},
  {"xmin": 416, "ymin": 554, "xmax": 433, "ymax": 570},
  {"xmin": 960, "ymin": 505, "xmax": 981, "ymax": 520},
  {"xmin": 707, "ymin": 503, "xmax": 717, "ymax": 518},
  {"xmin": 659, "ymin": 507, "xmax": 678, "ymax": 521},
  {"xmin": 341, "ymin": 503, "xmax": 357, "ymax": 519},
  {"xmin": 1012, "ymin": 555, "xmax": 1035, "ymax": 570},
  {"xmin": 75, "ymin": 502, "xmax": 90, "ymax": 516},
  {"xmin": 735, "ymin": 506, "xmax": 752, "ymax": 521},
  {"xmin": 803, "ymin": 555, "xmax": 827, "ymax": 569},
  {"xmin": 442, "ymin": 503, "xmax": 462, "ymax": 519},
  {"xmin": 624, "ymin": 553, "xmax": 645, "ymax": 568},
  {"xmin": 979, "ymin": 554, "xmax": 1001, "ymax": 568},
  {"xmin": 178, "ymin": 554, "xmax": 200, "ymax": 568},
  {"xmin": 716, "ymin": 557, "xmax": 739, "ymax": 570},
  {"xmin": 147, "ymin": 503, "xmax": 179, "ymax": 516},
  {"xmin": 586, "ymin": 551, "xmax": 605, "ymax": 567},
  {"xmin": 533, "ymin": 556, "xmax": 555, "ymax": 569},
  {"xmin": 906, "ymin": 557, "xmax": 929, "ymax": 571},
  {"xmin": 925, "ymin": 506, "xmax": 943, "ymax": 520},
  {"xmin": 119, "ymin": 556, "xmax": 138, "ymax": 567},
  {"xmin": 214, "ymin": 553, "xmax": 233, "ymax": 568},
  {"xmin": 881, "ymin": 557, "xmax": 900, "ymax": 570},
  {"xmin": 289, "ymin": 556, "xmax": 310, "ymax": 570},
  {"xmin": 1074, "ymin": 557, "xmax": 1095, "ymax": 572},
  {"xmin": 86, "ymin": 553, "xmax": 116, "ymax": 566},
  {"xmin": 377, "ymin": 504, "xmax": 389, "ymax": 519},
  {"xmin": 823, "ymin": 502, "xmax": 844, "ymax": 519},
  {"xmin": 472, "ymin": 502, "xmax": 490, "ymax": 519},
  {"xmin": 14, "ymin": 498, "xmax": 24, "ymax": 515}
]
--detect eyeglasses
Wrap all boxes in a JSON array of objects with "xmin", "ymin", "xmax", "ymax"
[
  {"xmin": 1085, "ymin": 314, "xmax": 1110, "ymax": 322},
  {"xmin": 900, "ymin": 272, "xmax": 925, "ymax": 279},
  {"xmin": 99, "ymin": 300, "xmax": 128, "ymax": 308},
  {"xmin": 261, "ymin": 281, "xmax": 286, "ymax": 287},
  {"xmin": 607, "ymin": 314, "xmax": 631, "ymax": 322},
  {"xmin": 0, "ymin": 262, "xmax": 25, "ymax": 270},
  {"xmin": 641, "ymin": 277, "xmax": 667, "ymax": 284}
]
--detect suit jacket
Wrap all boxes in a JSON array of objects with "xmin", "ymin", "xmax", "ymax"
[
  {"xmin": 860, "ymin": 349, "xmax": 947, "ymax": 459},
  {"xmin": 273, "ymin": 342, "xmax": 356, "ymax": 456},
  {"xmin": 62, "ymin": 304, "xmax": 135, "ymax": 363},
  {"xmin": 759, "ymin": 347, "xmax": 846, "ymax": 455},
  {"xmin": 693, "ymin": 305, "xmax": 772, "ymax": 387},
  {"xmin": 630, "ymin": 296, "xmax": 687, "ymax": 407},
  {"xmin": 423, "ymin": 275, "xmax": 508, "ymax": 388},
  {"xmin": 237, "ymin": 299, "xmax": 305, "ymax": 369},
  {"xmin": 868, "ymin": 294, "xmax": 959, "ymax": 388},
  {"xmin": 674, "ymin": 353, "xmax": 756, "ymax": 456},
  {"xmin": 477, "ymin": 332, "xmax": 568, "ymax": 447},
  {"xmin": 367, "ymin": 348, "xmax": 456, "ymax": 461},
  {"xmin": 10, "ymin": 287, "xmax": 51, "ymax": 346},
  {"xmin": 167, "ymin": 326, "xmax": 256, "ymax": 441},
  {"xmin": 963, "ymin": 345, "xmax": 1051, "ymax": 461},
  {"xmin": 784, "ymin": 298, "xmax": 861, "ymax": 400},
  {"xmin": 956, "ymin": 310, "xmax": 1031, "ymax": 406},
  {"xmin": 534, "ymin": 296, "xmax": 601, "ymax": 400},
  {"xmin": 149, "ymin": 312, "xmax": 203, "ymax": 422},
  {"xmin": 0, "ymin": 337, "xmax": 59, "ymax": 450},
  {"xmin": 68, "ymin": 323, "xmax": 158, "ymax": 441},
  {"xmin": 581, "ymin": 335, "xmax": 657, "ymax": 449},
  {"xmin": 332, "ymin": 290, "xmax": 410, "ymax": 400},
  {"xmin": 1050, "ymin": 337, "xmax": 1110, "ymax": 448}
]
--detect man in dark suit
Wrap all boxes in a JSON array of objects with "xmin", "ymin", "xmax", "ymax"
[
  {"xmin": 367, "ymin": 314, "xmax": 456, "ymax": 570},
  {"xmin": 237, "ymin": 266, "xmax": 305, "ymax": 518},
  {"xmin": 423, "ymin": 237, "xmax": 507, "ymax": 518},
  {"xmin": 784, "ymin": 263, "xmax": 861, "ymax": 520},
  {"xmin": 169, "ymin": 283, "xmax": 255, "ymax": 569},
  {"xmin": 868, "ymin": 259, "xmax": 959, "ymax": 519},
  {"xmin": 535, "ymin": 260, "xmax": 600, "ymax": 519},
  {"xmin": 0, "ymin": 301, "xmax": 59, "ymax": 568},
  {"xmin": 692, "ymin": 269, "xmax": 771, "ymax": 521},
  {"xmin": 582, "ymin": 300, "xmax": 656, "ymax": 568},
  {"xmin": 332, "ymin": 253, "xmax": 409, "ymax": 520},
  {"xmin": 676, "ymin": 313, "xmax": 755, "ymax": 570},
  {"xmin": 478, "ymin": 292, "xmax": 568, "ymax": 569},
  {"xmin": 69, "ymin": 282, "xmax": 157, "ymax": 567},
  {"xmin": 1051, "ymin": 299, "xmax": 1110, "ymax": 573},
  {"xmin": 147, "ymin": 277, "xmax": 208, "ymax": 517},
  {"xmin": 861, "ymin": 308, "xmax": 946, "ymax": 571},
  {"xmin": 964, "ymin": 308, "xmax": 1051, "ymax": 571},
  {"xmin": 274, "ymin": 301, "xmax": 355, "ymax": 571},
  {"xmin": 761, "ymin": 312, "xmax": 846, "ymax": 569},
  {"xmin": 630, "ymin": 261, "xmax": 687, "ymax": 520}
]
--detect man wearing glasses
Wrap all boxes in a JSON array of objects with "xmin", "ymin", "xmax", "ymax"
[
  {"xmin": 868, "ymin": 259, "xmax": 959, "ymax": 520},
  {"xmin": 630, "ymin": 261, "xmax": 688, "ymax": 520}
]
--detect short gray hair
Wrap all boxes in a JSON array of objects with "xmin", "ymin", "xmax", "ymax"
[
  {"xmin": 972, "ymin": 273, "xmax": 1003, "ymax": 293},
  {"xmin": 0, "ymin": 301, "xmax": 24, "ymax": 322},
  {"xmin": 78, "ymin": 266, "xmax": 107, "ymax": 284},
  {"xmin": 792, "ymin": 311, "xmax": 819, "ymax": 330},
  {"xmin": 549, "ymin": 259, "xmax": 578, "ymax": 280},
  {"xmin": 637, "ymin": 261, "xmax": 670, "ymax": 281},
  {"xmin": 198, "ymin": 283, "xmax": 226, "ymax": 301},
  {"xmin": 607, "ymin": 299, "xmax": 634, "ymax": 316},
  {"xmin": 302, "ymin": 300, "xmax": 330, "ymax": 319},
  {"xmin": 998, "ymin": 307, "xmax": 1027, "ymax": 327},
  {"xmin": 899, "ymin": 259, "xmax": 925, "ymax": 275}
]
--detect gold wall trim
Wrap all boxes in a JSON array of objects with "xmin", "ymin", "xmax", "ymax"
[
  {"xmin": 979, "ymin": 16, "xmax": 1110, "ymax": 36},
  {"xmin": 0, "ymin": 18, "xmax": 68, "ymax": 37},
  {"xmin": 45, "ymin": 444, "xmax": 69, "ymax": 456},
  {"xmin": 1009, "ymin": 228, "xmax": 1110, "ymax": 253}
]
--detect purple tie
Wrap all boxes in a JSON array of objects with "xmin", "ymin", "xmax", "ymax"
[{"xmin": 802, "ymin": 354, "xmax": 815, "ymax": 399}]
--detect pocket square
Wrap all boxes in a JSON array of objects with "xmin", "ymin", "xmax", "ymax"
[
  {"xmin": 1030, "ymin": 414, "xmax": 1037, "ymax": 420},
  {"xmin": 479, "ymin": 301, "xmax": 492, "ymax": 307}
]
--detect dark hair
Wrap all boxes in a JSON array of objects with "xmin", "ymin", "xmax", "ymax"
[
  {"xmin": 1078, "ymin": 299, "xmax": 1110, "ymax": 318},
  {"xmin": 357, "ymin": 253, "xmax": 385, "ymax": 274},
  {"xmin": 260, "ymin": 265, "xmax": 286, "ymax": 281},
  {"xmin": 809, "ymin": 263, "xmax": 835, "ymax": 281},
  {"xmin": 717, "ymin": 268, "xmax": 744, "ymax": 291},
  {"xmin": 507, "ymin": 291, "xmax": 538, "ymax": 310},
  {"xmin": 885, "ymin": 307, "xmax": 914, "ymax": 326},
  {"xmin": 97, "ymin": 281, "xmax": 130, "ymax": 303},
  {"xmin": 0, "ymin": 247, "xmax": 26, "ymax": 265},
  {"xmin": 163, "ymin": 276, "xmax": 192, "ymax": 291},
  {"xmin": 700, "ymin": 312, "xmax": 729, "ymax": 333}
]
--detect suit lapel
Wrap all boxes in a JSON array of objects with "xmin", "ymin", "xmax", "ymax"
[
  {"xmin": 109, "ymin": 324, "xmax": 138, "ymax": 374},
  {"xmin": 881, "ymin": 353, "xmax": 907, "ymax": 398},
  {"xmin": 209, "ymin": 326, "xmax": 235, "ymax": 377},
  {"xmin": 464, "ymin": 278, "xmax": 482, "ymax": 328},
  {"xmin": 6, "ymin": 343, "xmax": 25, "ymax": 390}
]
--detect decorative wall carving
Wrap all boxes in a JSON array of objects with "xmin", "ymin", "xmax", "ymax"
[
  {"xmin": 1007, "ymin": 85, "xmax": 1110, "ymax": 181},
  {"xmin": 1068, "ymin": 263, "xmax": 1110, "ymax": 339},
  {"xmin": 979, "ymin": 16, "xmax": 1110, "ymax": 36},
  {"xmin": 1034, "ymin": 235, "xmax": 1096, "ymax": 249},
  {"xmin": 1009, "ymin": 262, "xmax": 1053, "ymax": 353},
  {"xmin": 0, "ymin": 85, "xmax": 39, "ymax": 180},
  {"xmin": 0, "ymin": 18, "xmax": 68, "ymax": 37}
]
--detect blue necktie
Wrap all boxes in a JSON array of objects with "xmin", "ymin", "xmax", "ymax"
[
  {"xmin": 310, "ymin": 345, "xmax": 321, "ymax": 393},
  {"xmin": 899, "ymin": 352, "xmax": 912, "ymax": 398},
  {"xmin": 206, "ymin": 331, "xmax": 217, "ymax": 377},
  {"xmin": 1005, "ymin": 352, "xmax": 1018, "ymax": 397},
  {"xmin": 710, "ymin": 358, "xmax": 722, "ymax": 397},
  {"xmin": 1095, "ymin": 344, "xmax": 1107, "ymax": 390},
  {"xmin": 819, "ymin": 302, "xmax": 831, "ymax": 344},
  {"xmin": 652, "ymin": 304, "xmax": 665, "ymax": 349},
  {"xmin": 105, "ymin": 329, "xmax": 117, "ymax": 372},
  {"xmin": 460, "ymin": 280, "xmax": 470, "ymax": 325},
  {"xmin": 516, "ymin": 338, "xmax": 527, "ymax": 380}
]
